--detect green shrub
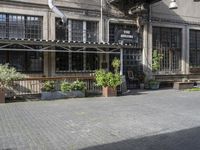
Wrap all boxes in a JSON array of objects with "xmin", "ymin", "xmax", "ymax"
[
  {"xmin": 106, "ymin": 72, "xmax": 122, "ymax": 88},
  {"xmin": 112, "ymin": 57, "xmax": 121, "ymax": 73},
  {"xmin": 71, "ymin": 80, "xmax": 86, "ymax": 91},
  {"xmin": 152, "ymin": 50, "xmax": 163, "ymax": 72},
  {"xmin": 61, "ymin": 81, "xmax": 71, "ymax": 92},
  {"xmin": 148, "ymin": 79, "xmax": 160, "ymax": 86},
  {"xmin": 95, "ymin": 58, "xmax": 122, "ymax": 88},
  {"xmin": 42, "ymin": 81, "xmax": 55, "ymax": 92},
  {"xmin": 95, "ymin": 69, "xmax": 108, "ymax": 87},
  {"xmin": 0, "ymin": 64, "xmax": 24, "ymax": 87}
]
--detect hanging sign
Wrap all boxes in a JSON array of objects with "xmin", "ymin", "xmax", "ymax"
[{"xmin": 114, "ymin": 29, "xmax": 139, "ymax": 44}]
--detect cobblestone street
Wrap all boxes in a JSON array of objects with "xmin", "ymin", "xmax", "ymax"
[{"xmin": 0, "ymin": 90, "xmax": 200, "ymax": 150}]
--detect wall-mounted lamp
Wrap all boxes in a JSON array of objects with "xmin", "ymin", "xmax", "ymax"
[{"xmin": 169, "ymin": 0, "xmax": 178, "ymax": 9}]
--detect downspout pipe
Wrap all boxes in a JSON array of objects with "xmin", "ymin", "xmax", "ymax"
[{"xmin": 48, "ymin": 0, "xmax": 67, "ymax": 25}]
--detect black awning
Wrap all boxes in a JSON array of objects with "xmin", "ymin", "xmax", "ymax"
[{"xmin": 0, "ymin": 38, "xmax": 137, "ymax": 54}]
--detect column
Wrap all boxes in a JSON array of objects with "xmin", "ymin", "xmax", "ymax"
[
  {"xmin": 68, "ymin": 20, "xmax": 72, "ymax": 71},
  {"xmin": 181, "ymin": 25, "xmax": 187, "ymax": 74},
  {"xmin": 120, "ymin": 48, "xmax": 123, "ymax": 75},
  {"xmin": 147, "ymin": 23, "xmax": 153, "ymax": 78},
  {"xmin": 83, "ymin": 21, "xmax": 87, "ymax": 71},
  {"xmin": 142, "ymin": 24, "xmax": 148, "ymax": 74},
  {"xmin": 186, "ymin": 26, "xmax": 190, "ymax": 74}
]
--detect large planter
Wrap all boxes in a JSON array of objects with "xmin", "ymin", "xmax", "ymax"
[
  {"xmin": 149, "ymin": 82, "xmax": 160, "ymax": 90},
  {"xmin": 102, "ymin": 87, "xmax": 117, "ymax": 97},
  {"xmin": 41, "ymin": 91, "xmax": 85, "ymax": 100},
  {"xmin": 0, "ymin": 88, "xmax": 5, "ymax": 103}
]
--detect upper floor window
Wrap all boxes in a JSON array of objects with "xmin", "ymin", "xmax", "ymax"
[
  {"xmin": 86, "ymin": 21, "xmax": 98, "ymax": 42},
  {"xmin": 0, "ymin": 13, "xmax": 42, "ymax": 39},
  {"xmin": 55, "ymin": 18, "xmax": 98, "ymax": 42},
  {"xmin": 72, "ymin": 20, "xmax": 83, "ymax": 42}
]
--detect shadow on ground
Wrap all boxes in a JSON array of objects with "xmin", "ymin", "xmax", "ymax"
[{"xmin": 81, "ymin": 127, "xmax": 200, "ymax": 150}]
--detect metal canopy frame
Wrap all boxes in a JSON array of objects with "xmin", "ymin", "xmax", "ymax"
[{"xmin": 0, "ymin": 38, "xmax": 135, "ymax": 54}]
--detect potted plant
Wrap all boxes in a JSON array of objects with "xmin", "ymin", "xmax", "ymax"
[
  {"xmin": 41, "ymin": 80, "xmax": 86, "ymax": 100},
  {"xmin": 0, "ymin": 64, "xmax": 24, "ymax": 103},
  {"xmin": 60, "ymin": 80, "xmax": 86, "ymax": 98},
  {"xmin": 149, "ymin": 50, "xmax": 163, "ymax": 90},
  {"xmin": 95, "ymin": 58, "xmax": 122, "ymax": 97},
  {"xmin": 41, "ymin": 80, "xmax": 57, "ymax": 100}
]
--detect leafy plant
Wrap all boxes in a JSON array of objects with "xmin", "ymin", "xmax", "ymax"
[
  {"xmin": 41, "ymin": 81, "xmax": 55, "ymax": 92},
  {"xmin": 95, "ymin": 58, "xmax": 122, "ymax": 88},
  {"xmin": 71, "ymin": 80, "xmax": 86, "ymax": 91},
  {"xmin": 0, "ymin": 64, "xmax": 24, "ymax": 88},
  {"xmin": 106, "ymin": 72, "xmax": 122, "ymax": 88},
  {"xmin": 112, "ymin": 57, "xmax": 121, "ymax": 73},
  {"xmin": 61, "ymin": 81, "xmax": 71, "ymax": 92},
  {"xmin": 95, "ymin": 69, "xmax": 108, "ymax": 87},
  {"xmin": 148, "ymin": 79, "xmax": 160, "ymax": 86},
  {"xmin": 152, "ymin": 50, "xmax": 163, "ymax": 73}
]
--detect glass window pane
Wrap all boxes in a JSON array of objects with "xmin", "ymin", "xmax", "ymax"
[
  {"xmin": 9, "ymin": 51, "xmax": 25, "ymax": 72},
  {"xmin": 86, "ymin": 21, "xmax": 98, "ymax": 42},
  {"xmin": 72, "ymin": 53, "xmax": 83, "ymax": 71},
  {"xmin": 27, "ymin": 52, "xmax": 43, "ymax": 72},
  {"xmin": 0, "ymin": 14, "xmax": 7, "ymax": 38},
  {"xmin": 55, "ymin": 18, "xmax": 68, "ymax": 40},
  {"xmin": 72, "ymin": 20, "xmax": 83, "ymax": 42},
  {"xmin": 56, "ymin": 52, "xmax": 69, "ymax": 71},
  {"xmin": 86, "ymin": 51, "xmax": 99, "ymax": 70},
  {"xmin": 9, "ymin": 15, "xmax": 25, "ymax": 39},
  {"xmin": 0, "ymin": 51, "xmax": 6, "ymax": 64},
  {"xmin": 26, "ymin": 16, "xmax": 42, "ymax": 39}
]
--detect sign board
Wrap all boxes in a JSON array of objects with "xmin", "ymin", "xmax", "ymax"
[{"xmin": 114, "ymin": 29, "xmax": 139, "ymax": 44}]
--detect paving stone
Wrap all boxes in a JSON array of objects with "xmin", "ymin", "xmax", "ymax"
[{"xmin": 0, "ymin": 90, "xmax": 200, "ymax": 150}]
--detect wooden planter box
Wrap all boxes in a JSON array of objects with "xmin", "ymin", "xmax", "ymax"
[
  {"xmin": 102, "ymin": 87, "xmax": 117, "ymax": 97},
  {"xmin": 0, "ymin": 88, "xmax": 5, "ymax": 103},
  {"xmin": 41, "ymin": 91, "xmax": 85, "ymax": 100}
]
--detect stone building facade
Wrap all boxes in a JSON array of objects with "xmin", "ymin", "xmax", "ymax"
[{"xmin": 0, "ymin": 0, "xmax": 200, "ymax": 89}]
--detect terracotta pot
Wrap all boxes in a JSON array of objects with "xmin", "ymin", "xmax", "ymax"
[
  {"xmin": 0, "ymin": 88, "xmax": 5, "ymax": 103},
  {"xmin": 102, "ymin": 87, "xmax": 117, "ymax": 97}
]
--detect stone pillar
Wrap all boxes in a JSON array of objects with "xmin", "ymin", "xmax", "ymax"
[
  {"xmin": 147, "ymin": 23, "xmax": 153, "ymax": 78},
  {"xmin": 143, "ymin": 24, "xmax": 148, "ymax": 74},
  {"xmin": 68, "ymin": 20, "xmax": 72, "ymax": 71},
  {"xmin": 120, "ymin": 48, "xmax": 123, "ymax": 75},
  {"xmin": 43, "ymin": 12, "xmax": 49, "ymax": 77},
  {"xmin": 83, "ymin": 21, "xmax": 87, "ymax": 71},
  {"xmin": 49, "ymin": 12, "xmax": 56, "ymax": 76},
  {"xmin": 186, "ymin": 26, "xmax": 190, "ymax": 74},
  {"xmin": 181, "ymin": 25, "xmax": 187, "ymax": 74}
]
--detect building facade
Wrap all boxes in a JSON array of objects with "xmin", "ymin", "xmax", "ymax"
[{"xmin": 0, "ymin": 0, "xmax": 200, "ymax": 91}]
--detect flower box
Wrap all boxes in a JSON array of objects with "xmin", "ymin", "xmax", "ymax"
[{"xmin": 41, "ymin": 91, "xmax": 85, "ymax": 100}]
